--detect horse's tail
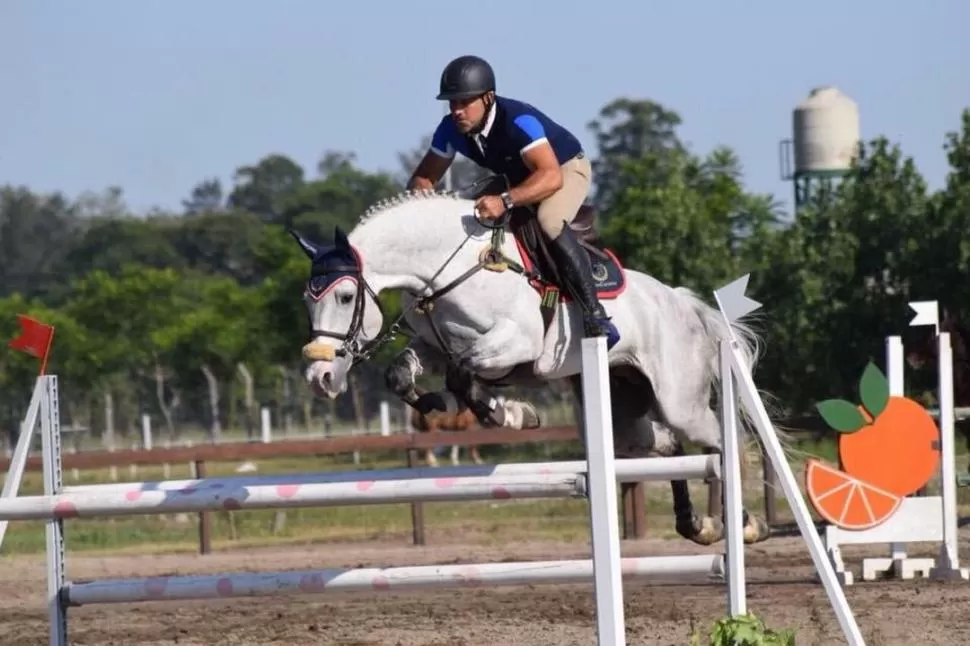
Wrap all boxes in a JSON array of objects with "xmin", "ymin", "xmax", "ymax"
[{"xmin": 674, "ymin": 286, "xmax": 785, "ymax": 454}]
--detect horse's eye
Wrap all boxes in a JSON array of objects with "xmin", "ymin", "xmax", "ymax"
[{"xmin": 338, "ymin": 293, "xmax": 354, "ymax": 305}]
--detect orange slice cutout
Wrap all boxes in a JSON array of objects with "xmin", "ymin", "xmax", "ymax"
[{"xmin": 805, "ymin": 459, "xmax": 902, "ymax": 530}]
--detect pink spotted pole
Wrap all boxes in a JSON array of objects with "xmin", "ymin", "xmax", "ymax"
[
  {"xmin": 0, "ymin": 473, "xmax": 584, "ymax": 521},
  {"xmin": 64, "ymin": 555, "xmax": 725, "ymax": 605}
]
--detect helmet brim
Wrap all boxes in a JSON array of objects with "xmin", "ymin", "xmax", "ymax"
[{"xmin": 436, "ymin": 89, "xmax": 489, "ymax": 101}]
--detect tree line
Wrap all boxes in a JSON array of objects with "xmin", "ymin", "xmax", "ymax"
[{"xmin": 2, "ymin": 97, "xmax": 968, "ymax": 445}]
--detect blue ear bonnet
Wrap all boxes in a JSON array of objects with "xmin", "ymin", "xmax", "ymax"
[
  {"xmin": 306, "ymin": 246, "xmax": 361, "ymax": 300},
  {"xmin": 289, "ymin": 228, "xmax": 362, "ymax": 301}
]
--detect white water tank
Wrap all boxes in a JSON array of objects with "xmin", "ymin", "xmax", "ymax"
[{"xmin": 792, "ymin": 86, "xmax": 860, "ymax": 174}]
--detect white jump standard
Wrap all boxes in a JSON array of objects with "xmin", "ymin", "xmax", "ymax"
[{"xmin": 822, "ymin": 306, "xmax": 969, "ymax": 584}]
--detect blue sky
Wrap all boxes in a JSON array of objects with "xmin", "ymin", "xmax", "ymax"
[{"xmin": 1, "ymin": 0, "xmax": 967, "ymax": 217}]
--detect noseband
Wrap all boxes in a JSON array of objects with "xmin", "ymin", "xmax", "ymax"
[{"xmin": 303, "ymin": 248, "xmax": 389, "ymax": 366}]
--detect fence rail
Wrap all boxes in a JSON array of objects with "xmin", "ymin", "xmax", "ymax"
[
  {"xmin": 1, "ymin": 419, "xmax": 854, "ymax": 554},
  {"xmin": 1, "ymin": 426, "xmax": 578, "ymax": 471}
]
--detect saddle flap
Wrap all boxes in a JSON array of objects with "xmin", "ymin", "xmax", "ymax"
[{"xmin": 569, "ymin": 204, "xmax": 599, "ymax": 243}]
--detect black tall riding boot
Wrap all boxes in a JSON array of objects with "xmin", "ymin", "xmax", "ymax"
[{"xmin": 550, "ymin": 226, "xmax": 621, "ymax": 348}]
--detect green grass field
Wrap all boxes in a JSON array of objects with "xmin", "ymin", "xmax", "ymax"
[{"xmin": 3, "ymin": 434, "xmax": 969, "ymax": 557}]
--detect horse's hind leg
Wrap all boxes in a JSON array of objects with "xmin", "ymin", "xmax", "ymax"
[
  {"xmin": 583, "ymin": 369, "xmax": 724, "ymax": 545},
  {"xmin": 637, "ymin": 422, "xmax": 725, "ymax": 546},
  {"xmin": 657, "ymin": 399, "xmax": 770, "ymax": 545},
  {"xmin": 611, "ymin": 410, "xmax": 719, "ymax": 545},
  {"xmin": 569, "ymin": 371, "xmax": 720, "ymax": 542},
  {"xmin": 571, "ymin": 367, "xmax": 768, "ymax": 545}
]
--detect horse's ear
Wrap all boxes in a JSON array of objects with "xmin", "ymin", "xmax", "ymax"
[
  {"xmin": 333, "ymin": 226, "xmax": 350, "ymax": 250},
  {"xmin": 288, "ymin": 229, "xmax": 319, "ymax": 260}
]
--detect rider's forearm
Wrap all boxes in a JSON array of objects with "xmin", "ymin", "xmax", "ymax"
[{"xmin": 508, "ymin": 168, "xmax": 563, "ymax": 206}]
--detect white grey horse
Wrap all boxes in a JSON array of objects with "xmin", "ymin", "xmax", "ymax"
[{"xmin": 291, "ymin": 188, "xmax": 771, "ymax": 545}]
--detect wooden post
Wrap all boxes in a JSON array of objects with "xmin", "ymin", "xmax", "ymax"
[
  {"xmin": 704, "ymin": 447, "xmax": 723, "ymax": 520},
  {"xmin": 620, "ymin": 482, "xmax": 646, "ymax": 539},
  {"xmin": 406, "ymin": 449, "xmax": 425, "ymax": 545},
  {"xmin": 195, "ymin": 460, "xmax": 211, "ymax": 555},
  {"xmin": 761, "ymin": 444, "xmax": 778, "ymax": 525},
  {"xmin": 707, "ymin": 477, "xmax": 723, "ymax": 520}
]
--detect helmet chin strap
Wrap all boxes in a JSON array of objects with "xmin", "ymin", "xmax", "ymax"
[{"xmin": 466, "ymin": 94, "xmax": 495, "ymax": 136}]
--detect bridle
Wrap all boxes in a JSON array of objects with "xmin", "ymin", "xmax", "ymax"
[
  {"xmin": 304, "ymin": 259, "xmax": 385, "ymax": 366},
  {"xmin": 301, "ymin": 180, "xmax": 530, "ymax": 369},
  {"xmin": 304, "ymin": 231, "xmax": 510, "ymax": 368}
]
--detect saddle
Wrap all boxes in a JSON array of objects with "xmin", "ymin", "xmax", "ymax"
[{"xmin": 465, "ymin": 174, "xmax": 627, "ymax": 330}]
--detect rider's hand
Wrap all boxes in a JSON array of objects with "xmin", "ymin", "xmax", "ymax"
[{"xmin": 474, "ymin": 195, "xmax": 506, "ymax": 221}]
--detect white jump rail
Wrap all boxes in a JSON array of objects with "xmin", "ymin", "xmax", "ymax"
[
  {"xmin": 822, "ymin": 320, "xmax": 969, "ymax": 584},
  {"xmin": 64, "ymin": 555, "xmax": 724, "ymax": 604},
  {"xmin": 1, "ymin": 275, "xmax": 866, "ymax": 646},
  {"xmin": 0, "ymin": 472, "xmax": 588, "ymax": 519}
]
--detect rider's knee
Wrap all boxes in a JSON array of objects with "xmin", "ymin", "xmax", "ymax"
[{"xmin": 536, "ymin": 203, "xmax": 568, "ymax": 239}]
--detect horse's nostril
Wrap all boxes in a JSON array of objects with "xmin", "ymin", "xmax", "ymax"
[{"xmin": 321, "ymin": 372, "xmax": 333, "ymax": 387}]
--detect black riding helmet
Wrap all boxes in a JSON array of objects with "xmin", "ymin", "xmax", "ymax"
[{"xmin": 436, "ymin": 55, "xmax": 495, "ymax": 101}]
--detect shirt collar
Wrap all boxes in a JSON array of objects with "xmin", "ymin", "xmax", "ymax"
[{"xmin": 479, "ymin": 100, "xmax": 497, "ymax": 137}]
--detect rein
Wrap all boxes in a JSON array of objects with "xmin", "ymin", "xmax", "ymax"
[{"xmin": 307, "ymin": 210, "xmax": 536, "ymax": 369}]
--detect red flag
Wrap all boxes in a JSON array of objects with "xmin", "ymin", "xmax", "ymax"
[{"xmin": 8, "ymin": 314, "xmax": 56, "ymax": 375}]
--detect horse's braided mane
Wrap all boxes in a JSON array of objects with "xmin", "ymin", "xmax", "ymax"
[{"xmin": 358, "ymin": 188, "xmax": 465, "ymax": 226}]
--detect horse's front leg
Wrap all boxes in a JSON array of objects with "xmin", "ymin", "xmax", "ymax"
[
  {"xmin": 384, "ymin": 339, "xmax": 469, "ymax": 418},
  {"xmin": 447, "ymin": 319, "xmax": 543, "ymax": 430},
  {"xmin": 384, "ymin": 339, "xmax": 449, "ymax": 409},
  {"xmin": 384, "ymin": 345, "xmax": 426, "ymax": 407}
]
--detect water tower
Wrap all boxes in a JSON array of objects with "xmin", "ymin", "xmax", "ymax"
[{"xmin": 779, "ymin": 86, "xmax": 861, "ymax": 210}]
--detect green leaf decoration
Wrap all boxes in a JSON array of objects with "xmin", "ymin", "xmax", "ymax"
[
  {"xmin": 816, "ymin": 399, "xmax": 867, "ymax": 433},
  {"xmin": 859, "ymin": 361, "xmax": 889, "ymax": 419}
]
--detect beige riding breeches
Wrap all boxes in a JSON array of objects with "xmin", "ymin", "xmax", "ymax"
[{"xmin": 535, "ymin": 154, "xmax": 593, "ymax": 239}]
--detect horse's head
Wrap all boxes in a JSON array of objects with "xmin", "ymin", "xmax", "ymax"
[{"xmin": 290, "ymin": 226, "xmax": 384, "ymax": 399}]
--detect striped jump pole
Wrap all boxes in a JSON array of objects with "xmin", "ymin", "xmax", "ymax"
[{"xmin": 65, "ymin": 555, "xmax": 725, "ymax": 605}]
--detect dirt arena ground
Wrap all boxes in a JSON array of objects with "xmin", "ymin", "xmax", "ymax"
[{"xmin": 4, "ymin": 532, "xmax": 970, "ymax": 646}]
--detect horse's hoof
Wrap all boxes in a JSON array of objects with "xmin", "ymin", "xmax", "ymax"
[
  {"xmin": 743, "ymin": 514, "xmax": 771, "ymax": 544},
  {"xmin": 518, "ymin": 402, "xmax": 541, "ymax": 429},
  {"xmin": 402, "ymin": 348, "xmax": 423, "ymax": 375},
  {"xmin": 677, "ymin": 515, "xmax": 723, "ymax": 546},
  {"xmin": 499, "ymin": 401, "xmax": 541, "ymax": 430}
]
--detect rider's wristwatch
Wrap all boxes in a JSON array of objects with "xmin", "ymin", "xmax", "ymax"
[{"xmin": 500, "ymin": 192, "xmax": 514, "ymax": 211}]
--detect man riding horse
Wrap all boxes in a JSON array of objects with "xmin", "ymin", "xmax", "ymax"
[
  {"xmin": 287, "ymin": 57, "xmax": 773, "ymax": 545},
  {"xmin": 408, "ymin": 54, "xmax": 620, "ymax": 349}
]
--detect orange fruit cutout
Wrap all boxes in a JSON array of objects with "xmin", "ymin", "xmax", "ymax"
[
  {"xmin": 815, "ymin": 362, "xmax": 940, "ymax": 498},
  {"xmin": 838, "ymin": 397, "xmax": 939, "ymax": 497},
  {"xmin": 805, "ymin": 459, "xmax": 902, "ymax": 530}
]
